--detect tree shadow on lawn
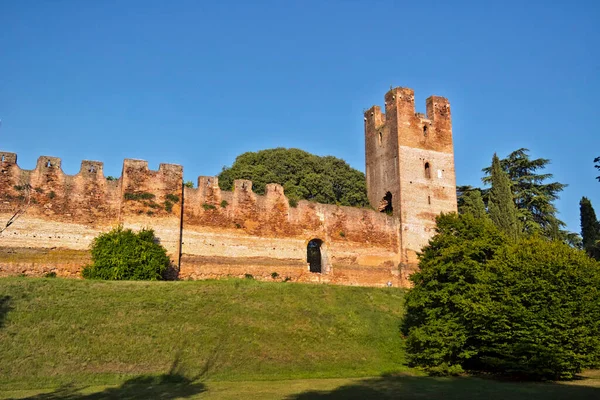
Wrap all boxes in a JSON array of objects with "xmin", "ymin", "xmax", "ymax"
[
  {"xmin": 9, "ymin": 351, "xmax": 216, "ymax": 400},
  {"xmin": 11, "ymin": 374, "xmax": 206, "ymax": 400},
  {"xmin": 286, "ymin": 373, "xmax": 600, "ymax": 400},
  {"xmin": 0, "ymin": 295, "xmax": 11, "ymax": 329}
]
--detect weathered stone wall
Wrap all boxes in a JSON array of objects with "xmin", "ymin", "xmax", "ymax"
[
  {"xmin": 0, "ymin": 153, "xmax": 404, "ymax": 286},
  {"xmin": 0, "ymin": 153, "xmax": 183, "ymax": 278},
  {"xmin": 0, "ymin": 86, "xmax": 458, "ymax": 287},
  {"xmin": 181, "ymin": 179, "xmax": 401, "ymax": 286},
  {"xmin": 364, "ymin": 87, "xmax": 458, "ymax": 274}
]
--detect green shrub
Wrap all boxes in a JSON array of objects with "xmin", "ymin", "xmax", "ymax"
[
  {"xmin": 48, "ymin": 191, "xmax": 56, "ymax": 199},
  {"xmin": 271, "ymin": 272, "xmax": 279, "ymax": 279},
  {"xmin": 81, "ymin": 226, "xmax": 170, "ymax": 281},
  {"xmin": 124, "ymin": 192, "xmax": 155, "ymax": 201},
  {"xmin": 44, "ymin": 271, "xmax": 57, "ymax": 278},
  {"xmin": 184, "ymin": 180, "xmax": 194, "ymax": 188},
  {"xmin": 244, "ymin": 274, "xmax": 254, "ymax": 280},
  {"xmin": 203, "ymin": 203, "xmax": 217, "ymax": 211},
  {"xmin": 106, "ymin": 176, "xmax": 117, "ymax": 181},
  {"xmin": 288, "ymin": 197, "xmax": 298, "ymax": 208},
  {"xmin": 164, "ymin": 200, "xmax": 173, "ymax": 212},
  {"xmin": 166, "ymin": 193, "xmax": 180, "ymax": 203},
  {"xmin": 220, "ymin": 200, "xmax": 229, "ymax": 208},
  {"xmin": 401, "ymin": 213, "xmax": 600, "ymax": 380}
]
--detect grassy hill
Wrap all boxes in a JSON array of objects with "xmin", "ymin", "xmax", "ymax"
[
  {"xmin": 2, "ymin": 277, "xmax": 599, "ymax": 399},
  {"xmin": 0, "ymin": 277, "xmax": 407, "ymax": 390}
]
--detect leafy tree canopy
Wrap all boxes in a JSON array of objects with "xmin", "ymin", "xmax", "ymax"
[
  {"xmin": 217, "ymin": 148, "xmax": 369, "ymax": 207},
  {"xmin": 402, "ymin": 213, "xmax": 600, "ymax": 379}
]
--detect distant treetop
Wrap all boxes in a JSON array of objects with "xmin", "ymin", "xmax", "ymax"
[{"xmin": 217, "ymin": 148, "xmax": 369, "ymax": 208}]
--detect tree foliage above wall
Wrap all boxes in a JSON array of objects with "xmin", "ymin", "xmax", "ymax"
[{"xmin": 218, "ymin": 148, "xmax": 370, "ymax": 207}]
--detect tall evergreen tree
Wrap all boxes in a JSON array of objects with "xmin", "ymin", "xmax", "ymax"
[
  {"xmin": 580, "ymin": 197, "xmax": 600, "ymax": 260},
  {"xmin": 458, "ymin": 189, "xmax": 487, "ymax": 220},
  {"xmin": 488, "ymin": 154, "xmax": 521, "ymax": 240},
  {"xmin": 483, "ymin": 148, "xmax": 567, "ymax": 238},
  {"xmin": 595, "ymin": 157, "xmax": 600, "ymax": 182}
]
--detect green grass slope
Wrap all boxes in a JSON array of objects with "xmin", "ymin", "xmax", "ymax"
[{"xmin": 0, "ymin": 277, "xmax": 407, "ymax": 390}]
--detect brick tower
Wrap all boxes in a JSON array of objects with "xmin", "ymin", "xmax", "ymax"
[{"xmin": 364, "ymin": 87, "xmax": 457, "ymax": 274}]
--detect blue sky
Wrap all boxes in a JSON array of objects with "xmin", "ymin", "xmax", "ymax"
[{"xmin": 1, "ymin": 0, "xmax": 598, "ymax": 233}]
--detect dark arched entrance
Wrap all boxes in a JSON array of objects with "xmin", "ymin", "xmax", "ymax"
[{"xmin": 307, "ymin": 239, "xmax": 323, "ymax": 273}]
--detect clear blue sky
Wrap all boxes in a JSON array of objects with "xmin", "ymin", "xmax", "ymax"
[{"xmin": 1, "ymin": 0, "xmax": 598, "ymax": 233}]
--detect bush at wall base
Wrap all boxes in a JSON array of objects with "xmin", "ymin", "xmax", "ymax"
[{"xmin": 82, "ymin": 226, "xmax": 170, "ymax": 280}]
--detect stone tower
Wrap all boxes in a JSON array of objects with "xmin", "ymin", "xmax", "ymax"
[{"xmin": 364, "ymin": 87, "xmax": 457, "ymax": 273}]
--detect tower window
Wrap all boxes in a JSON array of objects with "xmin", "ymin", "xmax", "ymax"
[
  {"xmin": 428, "ymin": 195, "xmax": 431, "ymax": 205},
  {"xmin": 424, "ymin": 162, "xmax": 431, "ymax": 179},
  {"xmin": 423, "ymin": 125, "xmax": 428, "ymax": 136},
  {"xmin": 378, "ymin": 131, "xmax": 382, "ymax": 145},
  {"xmin": 379, "ymin": 191, "xmax": 393, "ymax": 215}
]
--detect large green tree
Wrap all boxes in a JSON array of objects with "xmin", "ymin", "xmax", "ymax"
[
  {"xmin": 487, "ymin": 154, "xmax": 521, "ymax": 240},
  {"xmin": 217, "ymin": 148, "xmax": 369, "ymax": 207},
  {"xmin": 580, "ymin": 197, "xmax": 600, "ymax": 260},
  {"xmin": 402, "ymin": 213, "xmax": 600, "ymax": 379},
  {"xmin": 401, "ymin": 213, "xmax": 505, "ymax": 376},
  {"xmin": 483, "ymin": 148, "xmax": 567, "ymax": 237}
]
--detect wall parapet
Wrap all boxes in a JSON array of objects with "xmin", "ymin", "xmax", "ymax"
[{"xmin": 1, "ymin": 152, "xmax": 404, "ymax": 287}]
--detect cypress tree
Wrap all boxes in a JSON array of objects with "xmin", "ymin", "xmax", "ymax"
[
  {"xmin": 482, "ymin": 148, "xmax": 567, "ymax": 237},
  {"xmin": 580, "ymin": 197, "xmax": 600, "ymax": 260},
  {"xmin": 488, "ymin": 154, "xmax": 521, "ymax": 240},
  {"xmin": 459, "ymin": 189, "xmax": 488, "ymax": 220}
]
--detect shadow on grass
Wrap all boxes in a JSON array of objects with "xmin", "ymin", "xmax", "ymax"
[
  {"xmin": 10, "ymin": 354, "xmax": 209, "ymax": 400},
  {"xmin": 286, "ymin": 373, "xmax": 600, "ymax": 400},
  {"xmin": 0, "ymin": 295, "xmax": 11, "ymax": 329}
]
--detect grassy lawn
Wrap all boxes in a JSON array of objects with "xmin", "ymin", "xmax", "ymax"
[
  {"xmin": 1, "ymin": 277, "xmax": 599, "ymax": 399},
  {"xmin": 0, "ymin": 277, "xmax": 406, "ymax": 389}
]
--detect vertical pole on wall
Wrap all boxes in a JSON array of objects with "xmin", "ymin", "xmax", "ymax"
[{"xmin": 177, "ymin": 180, "xmax": 184, "ymax": 273}]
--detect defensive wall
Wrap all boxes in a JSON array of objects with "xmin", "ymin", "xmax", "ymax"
[
  {"xmin": 0, "ymin": 152, "xmax": 404, "ymax": 286},
  {"xmin": 0, "ymin": 86, "xmax": 458, "ymax": 287}
]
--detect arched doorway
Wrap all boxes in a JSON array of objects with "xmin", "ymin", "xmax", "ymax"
[{"xmin": 307, "ymin": 239, "xmax": 323, "ymax": 273}]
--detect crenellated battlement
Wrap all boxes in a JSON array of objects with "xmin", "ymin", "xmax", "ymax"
[
  {"xmin": 0, "ymin": 84, "xmax": 457, "ymax": 288},
  {"xmin": 1, "ymin": 152, "xmax": 17, "ymax": 164},
  {"xmin": 364, "ymin": 87, "xmax": 453, "ymax": 155},
  {"xmin": 364, "ymin": 86, "xmax": 457, "ymax": 272},
  {"xmin": 0, "ymin": 153, "xmax": 183, "ymax": 186}
]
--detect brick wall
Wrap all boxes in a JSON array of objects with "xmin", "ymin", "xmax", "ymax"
[{"xmin": 0, "ymin": 153, "xmax": 404, "ymax": 287}]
